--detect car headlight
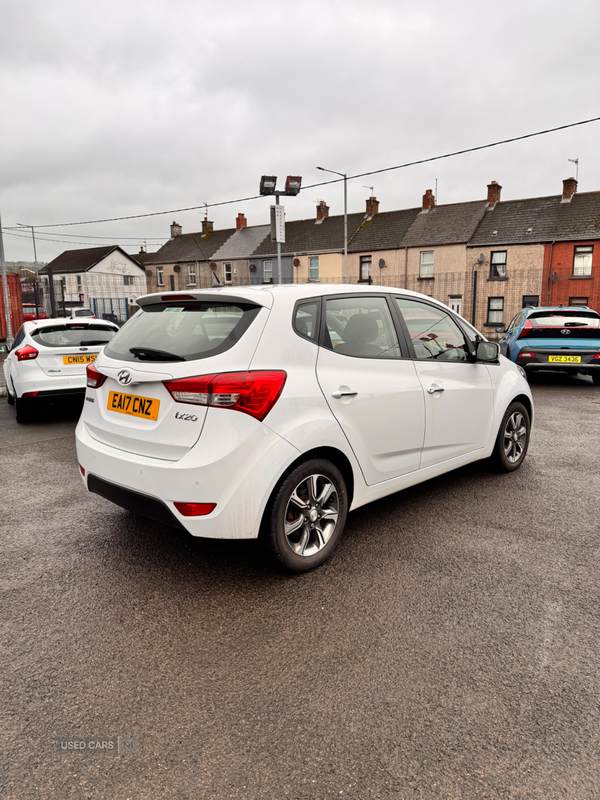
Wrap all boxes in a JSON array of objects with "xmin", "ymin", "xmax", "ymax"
[{"xmin": 517, "ymin": 365, "xmax": 527, "ymax": 379}]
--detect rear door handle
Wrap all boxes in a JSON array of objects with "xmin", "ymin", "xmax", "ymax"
[
  {"xmin": 331, "ymin": 389, "xmax": 358, "ymax": 399},
  {"xmin": 427, "ymin": 385, "xmax": 445, "ymax": 394}
]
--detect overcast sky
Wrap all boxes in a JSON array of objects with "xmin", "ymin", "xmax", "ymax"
[{"xmin": 1, "ymin": 0, "xmax": 599, "ymax": 263}]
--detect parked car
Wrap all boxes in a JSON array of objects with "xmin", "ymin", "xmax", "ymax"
[
  {"xmin": 22, "ymin": 304, "xmax": 48, "ymax": 322},
  {"xmin": 76, "ymin": 285, "xmax": 533, "ymax": 572},
  {"xmin": 497, "ymin": 306, "xmax": 600, "ymax": 384},
  {"xmin": 3, "ymin": 318, "xmax": 119, "ymax": 423},
  {"xmin": 69, "ymin": 308, "xmax": 96, "ymax": 319}
]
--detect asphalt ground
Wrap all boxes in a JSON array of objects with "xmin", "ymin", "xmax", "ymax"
[{"xmin": 1, "ymin": 373, "xmax": 600, "ymax": 800}]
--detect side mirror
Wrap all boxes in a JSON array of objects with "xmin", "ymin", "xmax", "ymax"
[
  {"xmin": 476, "ymin": 341, "xmax": 500, "ymax": 362},
  {"xmin": 495, "ymin": 324, "xmax": 506, "ymax": 333},
  {"xmin": 0, "ymin": 343, "xmax": 8, "ymax": 355}
]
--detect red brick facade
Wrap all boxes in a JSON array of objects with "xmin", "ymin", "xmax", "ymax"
[{"xmin": 543, "ymin": 241, "xmax": 600, "ymax": 309}]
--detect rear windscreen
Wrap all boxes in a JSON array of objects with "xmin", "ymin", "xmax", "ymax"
[
  {"xmin": 31, "ymin": 324, "xmax": 117, "ymax": 348},
  {"xmin": 529, "ymin": 311, "xmax": 600, "ymax": 327},
  {"xmin": 103, "ymin": 301, "xmax": 261, "ymax": 362}
]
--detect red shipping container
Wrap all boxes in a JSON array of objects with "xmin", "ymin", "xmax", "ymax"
[{"xmin": 0, "ymin": 273, "xmax": 24, "ymax": 340}]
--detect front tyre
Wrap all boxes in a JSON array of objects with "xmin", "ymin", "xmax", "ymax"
[
  {"xmin": 263, "ymin": 459, "xmax": 348, "ymax": 573},
  {"xmin": 492, "ymin": 402, "xmax": 530, "ymax": 472},
  {"xmin": 591, "ymin": 373, "xmax": 600, "ymax": 386}
]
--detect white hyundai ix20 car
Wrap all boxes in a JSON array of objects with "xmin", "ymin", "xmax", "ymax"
[{"xmin": 76, "ymin": 285, "xmax": 533, "ymax": 572}]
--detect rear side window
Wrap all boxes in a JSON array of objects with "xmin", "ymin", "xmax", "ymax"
[
  {"xmin": 104, "ymin": 301, "xmax": 261, "ymax": 362},
  {"xmin": 31, "ymin": 324, "xmax": 117, "ymax": 348},
  {"xmin": 294, "ymin": 302, "xmax": 319, "ymax": 341}
]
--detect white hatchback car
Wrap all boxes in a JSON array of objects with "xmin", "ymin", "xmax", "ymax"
[
  {"xmin": 4, "ymin": 318, "xmax": 119, "ymax": 423},
  {"xmin": 76, "ymin": 285, "xmax": 533, "ymax": 572}
]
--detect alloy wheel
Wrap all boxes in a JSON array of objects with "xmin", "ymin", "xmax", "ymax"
[
  {"xmin": 503, "ymin": 411, "xmax": 527, "ymax": 464},
  {"xmin": 283, "ymin": 473, "xmax": 340, "ymax": 557}
]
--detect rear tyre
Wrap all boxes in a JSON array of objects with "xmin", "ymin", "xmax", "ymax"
[
  {"xmin": 263, "ymin": 459, "xmax": 348, "ymax": 573},
  {"xmin": 592, "ymin": 373, "xmax": 600, "ymax": 386},
  {"xmin": 14, "ymin": 395, "xmax": 32, "ymax": 424},
  {"xmin": 6, "ymin": 386, "xmax": 14, "ymax": 405},
  {"xmin": 491, "ymin": 402, "xmax": 530, "ymax": 472}
]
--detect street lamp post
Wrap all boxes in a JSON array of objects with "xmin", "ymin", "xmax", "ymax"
[
  {"xmin": 317, "ymin": 166, "xmax": 347, "ymax": 283},
  {"xmin": 259, "ymin": 175, "xmax": 302, "ymax": 285}
]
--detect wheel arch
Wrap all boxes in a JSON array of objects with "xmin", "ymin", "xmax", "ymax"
[{"xmin": 512, "ymin": 393, "xmax": 533, "ymax": 425}]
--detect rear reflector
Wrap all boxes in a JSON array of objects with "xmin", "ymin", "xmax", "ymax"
[
  {"xmin": 518, "ymin": 352, "xmax": 535, "ymax": 358},
  {"xmin": 23, "ymin": 391, "xmax": 39, "ymax": 397},
  {"xmin": 86, "ymin": 361, "xmax": 107, "ymax": 389},
  {"xmin": 79, "ymin": 465, "xmax": 86, "ymax": 477},
  {"xmin": 164, "ymin": 371, "xmax": 287, "ymax": 422},
  {"xmin": 594, "ymin": 354, "xmax": 600, "ymax": 359},
  {"xmin": 16, "ymin": 344, "xmax": 39, "ymax": 361},
  {"xmin": 174, "ymin": 502, "xmax": 216, "ymax": 517}
]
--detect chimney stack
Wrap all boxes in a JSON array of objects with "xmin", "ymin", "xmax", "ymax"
[
  {"xmin": 316, "ymin": 200, "xmax": 329, "ymax": 221},
  {"xmin": 422, "ymin": 189, "xmax": 435, "ymax": 212},
  {"xmin": 170, "ymin": 221, "xmax": 182, "ymax": 237},
  {"xmin": 486, "ymin": 181, "xmax": 502, "ymax": 208},
  {"xmin": 365, "ymin": 196, "xmax": 379, "ymax": 217},
  {"xmin": 202, "ymin": 217, "xmax": 214, "ymax": 235},
  {"xmin": 236, "ymin": 213, "xmax": 247, "ymax": 230},
  {"xmin": 562, "ymin": 177, "xmax": 577, "ymax": 203}
]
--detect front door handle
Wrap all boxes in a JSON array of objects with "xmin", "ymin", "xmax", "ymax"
[
  {"xmin": 427, "ymin": 385, "xmax": 445, "ymax": 394},
  {"xmin": 331, "ymin": 389, "xmax": 358, "ymax": 399}
]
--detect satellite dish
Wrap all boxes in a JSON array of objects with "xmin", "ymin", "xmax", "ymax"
[
  {"xmin": 209, "ymin": 262, "xmax": 217, "ymax": 271},
  {"xmin": 551, "ymin": 272, "xmax": 558, "ymax": 283},
  {"xmin": 249, "ymin": 264, "xmax": 256, "ymax": 272},
  {"xmin": 173, "ymin": 264, "xmax": 181, "ymax": 273},
  {"xmin": 293, "ymin": 258, "xmax": 301, "ymax": 267},
  {"xmin": 378, "ymin": 258, "xmax": 386, "ymax": 269},
  {"xmin": 145, "ymin": 269, "xmax": 152, "ymax": 277}
]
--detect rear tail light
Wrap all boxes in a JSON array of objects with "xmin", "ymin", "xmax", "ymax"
[
  {"xmin": 593, "ymin": 354, "xmax": 600, "ymax": 359},
  {"xmin": 518, "ymin": 352, "xmax": 535, "ymax": 358},
  {"xmin": 174, "ymin": 502, "xmax": 216, "ymax": 516},
  {"xmin": 86, "ymin": 361, "xmax": 107, "ymax": 389},
  {"xmin": 163, "ymin": 371, "xmax": 287, "ymax": 422},
  {"xmin": 517, "ymin": 319, "xmax": 533, "ymax": 339},
  {"xmin": 15, "ymin": 344, "xmax": 39, "ymax": 361}
]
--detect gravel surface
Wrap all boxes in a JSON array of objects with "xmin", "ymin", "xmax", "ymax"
[{"xmin": 1, "ymin": 372, "xmax": 600, "ymax": 799}]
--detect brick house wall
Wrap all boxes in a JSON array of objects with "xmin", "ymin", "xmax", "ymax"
[{"xmin": 543, "ymin": 241, "xmax": 600, "ymax": 310}]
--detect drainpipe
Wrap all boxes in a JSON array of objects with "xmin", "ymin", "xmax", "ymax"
[
  {"xmin": 404, "ymin": 247, "xmax": 408, "ymax": 290},
  {"xmin": 472, "ymin": 269, "xmax": 478, "ymax": 326},
  {"xmin": 545, "ymin": 241, "xmax": 555, "ymax": 306}
]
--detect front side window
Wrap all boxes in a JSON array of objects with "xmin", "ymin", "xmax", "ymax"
[
  {"xmin": 420, "ymin": 251, "xmax": 434, "ymax": 278},
  {"xmin": 156, "ymin": 267, "xmax": 164, "ymax": 286},
  {"xmin": 263, "ymin": 261, "xmax": 272, "ymax": 282},
  {"xmin": 395, "ymin": 297, "xmax": 469, "ymax": 361},
  {"xmin": 309, "ymin": 257, "xmax": 319, "ymax": 281},
  {"xmin": 573, "ymin": 246, "xmax": 593, "ymax": 277},
  {"xmin": 104, "ymin": 301, "xmax": 261, "ymax": 363},
  {"xmin": 188, "ymin": 264, "xmax": 197, "ymax": 285},
  {"xmin": 224, "ymin": 263, "xmax": 232, "ymax": 283},
  {"xmin": 487, "ymin": 297, "xmax": 504, "ymax": 324},
  {"xmin": 490, "ymin": 251, "xmax": 507, "ymax": 279},
  {"xmin": 359, "ymin": 255, "xmax": 372, "ymax": 281},
  {"xmin": 324, "ymin": 296, "xmax": 400, "ymax": 358}
]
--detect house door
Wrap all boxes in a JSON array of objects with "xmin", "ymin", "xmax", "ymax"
[{"xmin": 449, "ymin": 296, "xmax": 462, "ymax": 315}]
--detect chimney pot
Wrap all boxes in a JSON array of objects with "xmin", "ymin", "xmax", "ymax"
[
  {"xmin": 422, "ymin": 189, "xmax": 435, "ymax": 211},
  {"xmin": 365, "ymin": 196, "xmax": 379, "ymax": 217},
  {"xmin": 170, "ymin": 221, "xmax": 182, "ymax": 237},
  {"xmin": 202, "ymin": 217, "xmax": 214, "ymax": 235},
  {"xmin": 316, "ymin": 200, "xmax": 330, "ymax": 221},
  {"xmin": 562, "ymin": 177, "xmax": 577, "ymax": 202},
  {"xmin": 486, "ymin": 181, "xmax": 502, "ymax": 208},
  {"xmin": 236, "ymin": 213, "xmax": 247, "ymax": 230}
]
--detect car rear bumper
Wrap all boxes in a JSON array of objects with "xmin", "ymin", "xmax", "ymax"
[
  {"xmin": 15, "ymin": 373, "xmax": 87, "ymax": 399},
  {"xmin": 516, "ymin": 348, "xmax": 600, "ymax": 372},
  {"xmin": 75, "ymin": 411, "xmax": 301, "ymax": 540}
]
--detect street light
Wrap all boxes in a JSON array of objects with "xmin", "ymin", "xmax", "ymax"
[
  {"xmin": 258, "ymin": 175, "xmax": 303, "ymax": 284},
  {"xmin": 317, "ymin": 166, "xmax": 347, "ymax": 282}
]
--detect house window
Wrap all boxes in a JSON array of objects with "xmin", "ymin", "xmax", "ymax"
[
  {"xmin": 359, "ymin": 255, "xmax": 372, "ymax": 281},
  {"xmin": 156, "ymin": 267, "xmax": 164, "ymax": 286},
  {"xmin": 490, "ymin": 251, "xmax": 507, "ymax": 279},
  {"xmin": 522, "ymin": 295, "xmax": 539, "ymax": 308},
  {"xmin": 420, "ymin": 251, "xmax": 434, "ymax": 278},
  {"xmin": 188, "ymin": 264, "xmax": 197, "ymax": 285},
  {"xmin": 487, "ymin": 297, "xmax": 504, "ymax": 324},
  {"xmin": 123, "ymin": 276, "xmax": 134, "ymax": 286},
  {"xmin": 76, "ymin": 275, "xmax": 82, "ymax": 290},
  {"xmin": 569, "ymin": 296, "xmax": 589, "ymax": 306},
  {"xmin": 224, "ymin": 262, "xmax": 232, "ymax": 283},
  {"xmin": 263, "ymin": 260, "xmax": 273, "ymax": 282},
  {"xmin": 309, "ymin": 257, "xmax": 319, "ymax": 281},
  {"xmin": 573, "ymin": 246, "xmax": 593, "ymax": 276}
]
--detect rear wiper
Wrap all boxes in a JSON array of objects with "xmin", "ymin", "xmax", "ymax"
[{"xmin": 129, "ymin": 347, "xmax": 186, "ymax": 361}]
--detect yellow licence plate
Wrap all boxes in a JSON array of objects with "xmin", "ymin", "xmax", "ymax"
[
  {"xmin": 548, "ymin": 355, "xmax": 581, "ymax": 363},
  {"xmin": 107, "ymin": 391, "xmax": 160, "ymax": 421},
  {"xmin": 63, "ymin": 354, "xmax": 97, "ymax": 365}
]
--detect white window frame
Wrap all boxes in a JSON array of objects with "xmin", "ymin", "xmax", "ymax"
[
  {"xmin": 156, "ymin": 266, "xmax": 164, "ymax": 286},
  {"xmin": 309, "ymin": 257, "xmax": 319, "ymax": 281},
  {"xmin": 360, "ymin": 255, "xmax": 372, "ymax": 281},
  {"xmin": 188, "ymin": 264, "xmax": 197, "ymax": 286},
  {"xmin": 448, "ymin": 295, "xmax": 462, "ymax": 315},
  {"xmin": 573, "ymin": 246, "xmax": 593, "ymax": 277},
  {"xmin": 224, "ymin": 262, "xmax": 232, "ymax": 283},
  {"xmin": 420, "ymin": 251, "xmax": 434, "ymax": 278},
  {"xmin": 487, "ymin": 296, "xmax": 504, "ymax": 324},
  {"xmin": 263, "ymin": 260, "xmax": 273, "ymax": 282},
  {"xmin": 490, "ymin": 251, "xmax": 507, "ymax": 279}
]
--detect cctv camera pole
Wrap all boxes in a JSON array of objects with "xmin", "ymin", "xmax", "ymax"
[{"xmin": 0, "ymin": 210, "xmax": 14, "ymax": 346}]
